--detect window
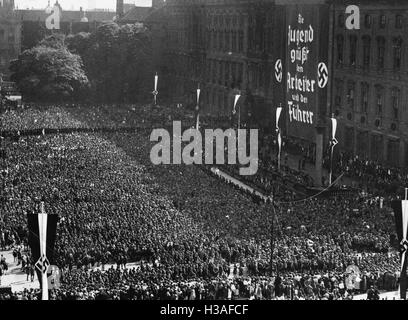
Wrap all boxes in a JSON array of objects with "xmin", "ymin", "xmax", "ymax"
[
  {"xmin": 0, "ymin": 29, "xmax": 4, "ymax": 41},
  {"xmin": 225, "ymin": 31, "xmax": 230, "ymax": 52},
  {"xmin": 349, "ymin": 35, "xmax": 357, "ymax": 66},
  {"xmin": 379, "ymin": 14, "xmax": 386, "ymax": 28},
  {"xmin": 361, "ymin": 82, "xmax": 369, "ymax": 113},
  {"xmin": 375, "ymin": 86, "xmax": 383, "ymax": 116},
  {"xmin": 238, "ymin": 30, "xmax": 243, "ymax": 52},
  {"xmin": 225, "ymin": 62, "xmax": 230, "ymax": 87},
  {"xmin": 391, "ymin": 88, "xmax": 400, "ymax": 120},
  {"xmin": 347, "ymin": 81, "xmax": 355, "ymax": 110},
  {"xmin": 362, "ymin": 36, "xmax": 371, "ymax": 69},
  {"xmin": 336, "ymin": 35, "xmax": 344, "ymax": 64},
  {"xmin": 338, "ymin": 14, "xmax": 344, "ymax": 28},
  {"xmin": 396, "ymin": 15, "xmax": 403, "ymax": 29},
  {"xmin": 393, "ymin": 37, "xmax": 402, "ymax": 70},
  {"xmin": 231, "ymin": 31, "xmax": 236, "ymax": 52},
  {"xmin": 377, "ymin": 37, "xmax": 385, "ymax": 70},
  {"xmin": 335, "ymin": 79, "xmax": 343, "ymax": 107},
  {"xmin": 365, "ymin": 15, "xmax": 372, "ymax": 28}
]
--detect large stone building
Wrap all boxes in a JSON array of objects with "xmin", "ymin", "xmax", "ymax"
[
  {"xmin": 154, "ymin": 0, "xmax": 408, "ymax": 168},
  {"xmin": 17, "ymin": 3, "xmax": 116, "ymax": 50},
  {"xmin": 0, "ymin": 0, "xmax": 21, "ymax": 79},
  {"xmin": 332, "ymin": 0, "xmax": 408, "ymax": 167}
]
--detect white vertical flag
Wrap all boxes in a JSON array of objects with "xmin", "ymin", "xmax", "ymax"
[
  {"xmin": 196, "ymin": 86, "xmax": 201, "ymax": 131},
  {"xmin": 401, "ymin": 201, "xmax": 408, "ymax": 272},
  {"xmin": 276, "ymin": 105, "xmax": 283, "ymax": 170},
  {"xmin": 38, "ymin": 204, "xmax": 49, "ymax": 300},
  {"xmin": 331, "ymin": 118, "xmax": 338, "ymax": 143},
  {"xmin": 329, "ymin": 117, "xmax": 338, "ymax": 185},
  {"xmin": 232, "ymin": 94, "xmax": 240, "ymax": 115},
  {"xmin": 152, "ymin": 73, "xmax": 159, "ymax": 105}
]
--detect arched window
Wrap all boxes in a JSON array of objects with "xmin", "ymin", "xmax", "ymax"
[
  {"xmin": 349, "ymin": 35, "xmax": 357, "ymax": 66},
  {"xmin": 361, "ymin": 82, "xmax": 369, "ymax": 113},
  {"xmin": 336, "ymin": 35, "xmax": 344, "ymax": 64},
  {"xmin": 391, "ymin": 87, "xmax": 400, "ymax": 120},
  {"xmin": 347, "ymin": 81, "xmax": 355, "ymax": 110},
  {"xmin": 393, "ymin": 37, "xmax": 402, "ymax": 70},
  {"xmin": 375, "ymin": 85, "xmax": 384, "ymax": 116},
  {"xmin": 338, "ymin": 14, "xmax": 344, "ymax": 28},
  {"xmin": 377, "ymin": 36, "xmax": 385, "ymax": 70},
  {"xmin": 362, "ymin": 36, "xmax": 371, "ymax": 69}
]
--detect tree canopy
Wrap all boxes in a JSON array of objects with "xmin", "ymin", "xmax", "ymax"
[
  {"xmin": 10, "ymin": 45, "xmax": 89, "ymax": 102},
  {"xmin": 10, "ymin": 21, "xmax": 153, "ymax": 104}
]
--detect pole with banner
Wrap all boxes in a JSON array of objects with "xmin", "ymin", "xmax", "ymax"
[
  {"xmin": 391, "ymin": 197, "xmax": 408, "ymax": 300},
  {"xmin": 329, "ymin": 116, "xmax": 338, "ymax": 186},
  {"xmin": 276, "ymin": 104, "xmax": 283, "ymax": 171},
  {"xmin": 152, "ymin": 73, "xmax": 159, "ymax": 105},
  {"xmin": 27, "ymin": 202, "xmax": 58, "ymax": 301},
  {"xmin": 233, "ymin": 93, "xmax": 241, "ymax": 147},
  {"xmin": 196, "ymin": 84, "xmax": 201, "ymax": 131},
  {"xmin": 38, "ymin": 203, "xmax": 49, "ymax": 300}
]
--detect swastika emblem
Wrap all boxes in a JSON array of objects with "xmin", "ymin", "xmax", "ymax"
[
  {"xmin": 152, "ymin": 90, "xmax": 158, "ymax": 96},
  {"xmin": 400, "ymin": 239, "xmax": 408, "ymax": 254},
  {"xmin": 318, "ymin": 62, "xmax": 329, "ymax": 88},
  {"xmin": 330, "ymin": 138, "xmax": 338, "ymax": 148},
  {"xmin": 35, "ymin": 254, "xmax": 50, "ymax": 273},
  {"xmin": 275, "ymin": 59, "xmax": 283, "ymax": 83}
]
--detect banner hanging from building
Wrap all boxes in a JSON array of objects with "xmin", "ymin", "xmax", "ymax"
[{"xmin": 284, "ymin": 4, "xmax": 329, "ymax": 142}]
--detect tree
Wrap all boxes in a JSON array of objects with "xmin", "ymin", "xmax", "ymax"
[
  {"xmin": 66, "ymin": 32, "xmax": 92, "ymax": 56},
  {"xmin": 66, "ymin": 22, "xmax": 153, "ymax": 104},
  {"xmin": 38, "ymin": 33, "xmax": 66, "ymax": 49},
  {"xmin": 10, "ymin": 45, "xmax": 89, "ymax": 102}
]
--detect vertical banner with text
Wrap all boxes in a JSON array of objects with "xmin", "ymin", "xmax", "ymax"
[{"xmin": 285, "ymin": 4, "xmax": 329, "ymax": 142}]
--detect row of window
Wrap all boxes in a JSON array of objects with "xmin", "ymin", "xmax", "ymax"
[
  {"xmin": 335, "ymin": 79, "xmax": 401, "ymax": 120},
  {"xmin": 338, "ymin": 13, "xmax": 404, "ymax": 29},
  {"xmin": 343, "ymin": 128, "xmax": 401, "ymax": 166},
  {"xmin": 207, "ymin": 59, "xmax": 243, "ymax": 89},
  {"xmin": 336, "ymin": 34, "xmax": 403, "ymax": 71},
  {"xmin": 208, "ymin": 30, "xmax": 244, "ymax": 53}
]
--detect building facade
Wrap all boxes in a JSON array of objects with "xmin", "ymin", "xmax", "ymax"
[
  {"xmin": 156, "ymin": 0, "xmax": 408, "ymax": 168},
  {"xmin": 332, "ymin": 0, "xmax": 408, "ymax": 167},
  {"xmin": 160, "ymin": 0, "xmax": 284, "ymax": 128},
  {"xmin": 0, "ymin": 0, "xmax": 21, "ymax": 79}
]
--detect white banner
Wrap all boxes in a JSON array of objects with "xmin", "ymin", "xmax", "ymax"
[{"xmin": 233, "ymin": 95, "xmax": 241, "ymax": 115}]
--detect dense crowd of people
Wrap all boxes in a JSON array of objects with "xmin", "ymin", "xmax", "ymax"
[
  {"xmin": 329, "ymin": 152, "xmax": 408, "ymax": 195},
  {"xmin": 0, "ymin": 103, "xmax": 403, "ymax": 300}
]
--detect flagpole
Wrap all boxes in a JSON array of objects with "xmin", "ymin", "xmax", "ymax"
[
  {"xmin": 276, "ymin": 104, "xmax": 283, "ymax": 172},
  {"xmin": 329, "ymin": 147, "xmax": 334, "ymax": 186},
  {"xmin": 196, "ymin": 84, "xmax": 201, "ymax": 131},
  {"xmin": 39, "ymin": 202, "xmax": 49, "ymax": 300},
  {"xmin": 153, "ymin": 73, "xmax": 158, "ymax": 106},
  {"xmin": 329, "ymin": 116, "xmax": 338, "ymax": 186}
]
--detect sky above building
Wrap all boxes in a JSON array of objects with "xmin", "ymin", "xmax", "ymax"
[{"xmin": 15, "ymin": 0, "xmax": 152, "ymax": 10}]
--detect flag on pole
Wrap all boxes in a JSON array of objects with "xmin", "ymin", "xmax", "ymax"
[
  {"xmin": 152, "ymin": 73, "xmax": 159, "ymax": 105},
  {"xmin": 27, "ymin": 204, "xmax": 58, "ymax": 300},
  {"xmin": 232, "ymin": 94, "xmax": 240, "ymax": 115},
  {"xmin": 276, "ymin": 105, "xmax": 283, "ymax": 170},
  {"xmin": 331, "ymin": 117, "xmax": 338, "ymax": 147},
  {"xmin": 329, "ymin": 117, "xmax": 338, "ymax": 185},
  {"xmin": 391, "ymin": 200, "xmax": 408, "ymax": 300},
  {"xmin": 196, "ymin": 85, "xmax": 201, "ymax": 131}
]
